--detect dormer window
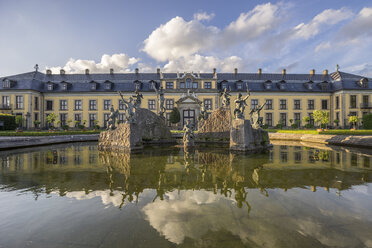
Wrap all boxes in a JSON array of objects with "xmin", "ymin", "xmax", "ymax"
[
  {"xmin": 321, "ymin": 81, "xmax": 328, "ymax": 91},
  {"xmin": 134, "ymin": 80, "xmax": 142, "ymax": 90},
  {"xmin": 2, "ymin": 79, "xmax": 11, "ymax": 88},
  {"xmin": 236, "ymin": 82, "xmax": 243, "ymax": 90},
  {"xmin": 278, "ymin": 80, "xmax": 286, "ymax": 90},
  {"xmin": 305, "ymin": 81, "xmax": 313, "ymax": 90},
  {"xmin": 90, "ymin": 81, "xmax": 98, "ymax": 90},
  {"xmin": 264, "ymin": 80, "xmax": 272, "ymax": 90},
  {"xmin": 221, "ymin": 81, "xmax": 228, "ymax": 89},
  {"xmin": 61, "ymin": 81, "xmax": 70, "ymax": 91},
  {"xmin": 359, "ymin": 78, "xmax": 368, "ymax": 88},
  {"xmin": 47, "ymin": 82, "xmax": 54, "ymax": 91},
  {"xmin": 104, "ymin": 80, "xmax": 113, "ymax": 90}
]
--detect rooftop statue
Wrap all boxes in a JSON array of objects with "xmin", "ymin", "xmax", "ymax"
[
  {"xmin": 132, "ymin": 90, "xmax": 143, "ymax": 108},
  {"xmin": 220, "ymin": 87, "xmax": 231, "ymax": 107},
  {"xmin": 118, "ymin": 91, "xmax": 136, "ymax": 123},
  {"xmin": 152, "ymin": 82, "xmax": 166, "ymax": 118},
  {"xmin": 233, "ymin": 84, "xmax": 250, "ymax": 119},
  {"xmin": 249, "ymin": 102, "xmax": 266, "ymax": 128},
  {"xmin": 107, "ymin": 105, "xmax": 119, "ymax": 130}
]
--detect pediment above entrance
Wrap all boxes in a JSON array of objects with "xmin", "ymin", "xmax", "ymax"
[{"xmin": 176, "ymin": 91, "xmax": 202, "ymax": 105}]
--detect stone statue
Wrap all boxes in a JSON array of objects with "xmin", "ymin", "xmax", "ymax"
[
  {"xmin": 118, "ymin": 91, "xmax": 136, "ymax": 123},
  {"xmin": 152, "ymin": 82, "xmax": 166, "ymax": 118},
  {"xmin": 233, "ymin": 85, "xmax": 250, "ymax": 119},
  {"xmin": 132, "ymin": 90, "xmax": 143, "ymax": 108},
  {"xmin": 220, "ymin": 87, "xmax": 231, "ymax": 107},
  {"xmin": 183, "ymin": 120, "xmax": 194, "ymax": 147},
  {"xmin": 107, "ymin": 105, "xmax": 119, "ymax": 130},
  {"xmin": 249, "ymin": 102, "xmax": 266, "ymax": 128},
  {"xmin": 199, "ymin": 102, "xmax": 209, "ymax": 120}
]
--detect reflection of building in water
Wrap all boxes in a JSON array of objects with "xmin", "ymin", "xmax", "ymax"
[{"xmin": 0, "ymin": 143, "xmax": 371, "ymax": 202}]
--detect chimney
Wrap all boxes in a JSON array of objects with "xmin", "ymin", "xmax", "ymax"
[
  {"xmin": 310, "ymin": 69, "xmax": 315, "ymax": 75},
  {"xmin": 135, "ymin": 68, "xmax": 139, "ymax": 74},
  {"xmin": 60, "ymin": 69, "xmax": 65, "ymax": 75},
  {"xmin": 323, "ymin": 69, "xmax": 328, "ymax": 75},
  {"xmin": 213, "ymin": 68, "xmax": 216, "ymax": 74},
  {"xmin": 258, "ymin": 68, "xmax": 262, "ymax": 75},
  {"xmin": 85, "ymin": 69, "xmax": 89, "ymax": 75},
  {"xmin": 282, "ymin": 69, "xmax": 286, "ymax": 75},
  {"xmin": 234, "ymin": 68, "xmax": 238, "ymax": 75},
  {"xmin": 46, "ymin": 69, "xmax": 52, "ymax": 75},
  {"xmin": 110, "ymin": 68, "xmax": 114, "ymax": 74},
  {"xmin": 157, "ymin": 68, "xmax": 160, "ymax": 74}
]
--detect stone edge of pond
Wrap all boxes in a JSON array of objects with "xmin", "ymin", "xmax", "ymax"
[{"xmin": 268, "ymin": 133, "xmax": 372, "ymax": 149}]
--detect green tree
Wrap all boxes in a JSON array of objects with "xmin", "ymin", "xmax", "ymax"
[
  {"xmin": 15, "ymin": 115, "xmax": 24, "ymax": 128},
  {"xmin": 363, "ymin": 114, "xmax": 372, "ymax": 129},
  {"xmin": 46, "ymin": 113, "xmax": 57, "ymax": 128},
  {"xmin": 169, "ymin": 107, "xmax": 180, "ymax": 124},
  {"xmin": 333, "ymin": 119, "xmax": 339, "ymax": 127},
  {"xmin": 349, "ymin": 115, "xmax": 359, "ymax": 129},
  {"xmin": 312, "ymin": 110, "xmax": 329, "ymax": 129}
]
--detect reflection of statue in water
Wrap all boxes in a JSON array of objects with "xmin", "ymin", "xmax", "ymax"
[
  {"xmin": 118, "ymin": 91, "xmax": 136, "ymax": 123},
  {"xmin": 220, "ymin": 87, "xmax": 231, "ymax": 107},
  {"xmin": 183, "ymin": 120, "xmax": 194, "ymax": 147},
  {"xmin": 132, "ymin": 90, "xmax": 143, "ymax": 108},
  {"xmin": 152, "ymin": 82, "xmax": 165, "ymax": 118},
  {"xmin": 233, "ymin": 84, "xmax": 250, "ymax": 119},
  {"xmin": 107, "ymin": 106, "xmax": 119, "ymax": 130},
  {"xmin": 249, "ymin": 102, "xmax": 266, "ymax": 128}
]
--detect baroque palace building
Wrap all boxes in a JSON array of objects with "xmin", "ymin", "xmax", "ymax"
[{"xmin": 0, "ymin": 67, "xmax": 371, "ymax": 129}]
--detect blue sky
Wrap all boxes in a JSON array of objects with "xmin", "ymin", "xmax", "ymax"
[{"xmin": 0, "ymin": 0, "xmax": 371, "ymax": 77}]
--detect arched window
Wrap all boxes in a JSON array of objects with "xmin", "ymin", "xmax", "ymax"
[{"xmin": 186, "ymin": 78, "xmax": 192, "ymax": 88}]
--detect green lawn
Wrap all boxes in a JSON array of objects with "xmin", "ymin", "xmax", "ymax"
[
  {"xmin": 0, "ymin": 130, "xmax": 101, "ymax": 136},
  {"xmin": 266, "ymin": 129, "xmax": 372, "ymax": 135}
]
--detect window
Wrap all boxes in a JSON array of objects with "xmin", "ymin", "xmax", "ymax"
[
  {"xmin": 148, "ymin": 99, "xmax": 156, "ymax": 110},
  {"xmin": 204, "ymin": 99, "xmax": 212, "ymax": 110},
  {"xmin": 3, "ymin": 79, "xmax": 10, "ymax": 88},
  {"xmin": 60, "ymin": 100, "xmax": 68, "ymax": 110},
  {"xmin": 90, "ymin": 83, "xmax": 97, "ymax": 90},
  {"xmin": 34, "ymin": 97, "xmax": 39, "ymax": 110},
  {"xmin": 104, "ymin": 113, "xmax": 110, "ymax": 128},
  {"xmin": 222, "ymin": 83, "xmax": 228, "ymax": 89},
  {"xmin": 192, "ymin": 82, "xmax": 198, "ymax": 89},
  {"xmin": 118, "ymin": 113, "xmax": 126, "ymax": 123},
  {"xmin": 308, "ymin": 99, "xmax": 314, "ymax": 110},
  {"xmin": 135, "ymin": 83, "xmax": 141, "ymax": 91},
  {"xmin": 180, "ymin": 82, "xmax": 185, "ymax": 89},
  {"xmin": 47, "ymin": 84, "xmax": 53, "ymax": 91},
  {"xmin": 280, "ymin": 113, "xmax": 287, "ymax": 126},
  {"xmin": 74, "ymin": 114, "xmax": 82, "ymax": 126},
  {"xmin": 104, "ymin": 82, "xmax": 112, "ymax": 90},
  {"xmin": 265, "ymin": 113, "xmax": 273, "ymax": 127},
  {"xmin": 294, "ymin": 113, "xmax": 301, "ymax": 124},
  {"xmin": 166, "ymin": 82, "xmax": 174, "ymax": 89},
  {"xmin": 349, "ymin": 111, "xmax": 357, "ymax": 117},
  {"xmin": 265, "ymin": 99, "xmax": 273, "ymax": 110},
  {"xmin": 119, "ymin": 100, "xmax": 126, "ymax": 110},
  {"xmin": 251, "ymin": 99, "xmax": 258, "ymax": 110},
  {"xmin": 15, "ymin": 96, "xmax": 24, "ymax": 109},
  {"xmin": 236, "ymin": 83, "xmax": 242, "ymax": 90},
  {"xmin": 74, "ymin": 100, "xmax": 82, "ymax": 110},
  {"xmin": 294, "ymin": 100, "xmax": 301, "ymax": 110},
  {"xmin": 103, "ymin": 100, "xmax": 111, "ymax": 110},
  {"xmin": 308, "ymin": 113, "xmax": 314, "ymax": 126},
  {"xmin": 336, "ymin": 96, "xmax": 339, "ymax": 109},
  {"xmin": 34, "ymin": 113, "xmax": 39, "ymax": 123},
  {"xmin": 321, "ymin": 100, "xmax": 328, "ymax": 110},
  {"xmin": 89, "ymin": 100, "xmax": 97, "ymax": 110},
  {"xmin": 204, "ymin": 82, "xmax": 211, "ymax": 89},
  {"xmin": 2, "ymin": 96, "xmax": 10, "ymax": 107},
  {"xmin": 362, "ymin": 95, "xmax": 369, "ymax": 107},
  {"xmin": 294, "ymin": 152, "xmax": 302, "ymax": 163},
  {"xmin": 62, "ymin": 83, "xmax": 68, "ymax": 90},
  {"xmin": 186, "ymin": 78, "xmax": 192, "ymax": 88},
  {"xmin": 89, "ymin": 114, "xmax": 97, "ymax": 128},
  {"xmin": 46, "ymin": 100, "xmax": 53, "ymax": 111},
  {"xmin": 336, "ymin": 112, "xmax": 340, "ymax": 126},
  {"xmin": 166, "ymin": 113, "xmax": 171, "ymax": 127},
  {"xmin": 350, "ymin": 95, "xmax": 357, "ymax": 108},
  {"xmin": 279, "ymin": 99, "xmax": 287, "ymax": 110},
  {"xmin": 59, "ymin": 113, "xmax": 67, "ymax": 126},
  {"xmin": 166, "ymin": 99, "xmax": 174, "ymax": 110}
]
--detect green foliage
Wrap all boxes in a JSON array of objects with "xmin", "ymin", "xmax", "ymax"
[
  {"xmin": 362, "ymin": 114, "xmax": 372, "ymax": 129},
  {"xmin": 348, "ymin": 115, "xmax": 359, "ymax": 129},
  {"xmin": 266, "ymin": 129, "xmax": 372, "ymax": 135},
  {"xmin": 262, "ymin": 124, "xmax": 269, "ymax": 129},
  {"xmin": 0, "ymin": 114, "xmax": 16, "ymax": 130},
  {"xmin": 169, "ymin": 107, "xmax": 180, "ymax": 124},
  {"xmin": 275, "ymin": 119, "xmax": 284, "ymax": 129},
  {"xmin": 15, "ymin": 115, "xmax": 24, "ymax": 128},
  {"xmin": 312, "ymin": 110, "xmax": 329, "ymax": 128},
  {"xmin": 302, "ymin": 116, "xmax": 310, "ymax": 123},
  {"xmin": 333, "ymin": 119, "xmax": 340, "ymax": 126},
  {"xmin": 0, "ymin": 130, "xmax": 101, "ymax": 136},
  {"xmin": 46, "ymin": 113, "xmax": 57, "ymax": 127}
]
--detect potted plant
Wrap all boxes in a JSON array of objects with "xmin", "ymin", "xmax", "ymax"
[
  {"xmin": 46, "ymin": 113, "xmax": 57, "ymax": 131},
  {"xmin": 313, "ymin": 110, "xmax": 329, "ymax": 132},
  {"xmin": 349, "ymin": 115, "xmax": 359, "ymax": 130},
  {"xmin": 93, "ymin": 120, "xmax": 100, "ymax": 130},
  {"xmin": 33, "ymin": 120, "xmax": 41, "ymax": 130},
  {"xmin": 15, "ymin": 115, "xmax": 24, "ymax": 132},
  {"xmin": 333, "ymin": 119, "xmax": 339, "ymax": 128}
]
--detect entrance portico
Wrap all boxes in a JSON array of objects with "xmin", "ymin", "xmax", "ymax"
[{"xmin": 176, "ymin": 91, "xmax": 202, "ymax": 129}]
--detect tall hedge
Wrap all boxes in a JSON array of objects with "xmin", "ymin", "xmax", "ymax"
[
  {"xmin": 0, "ymin": 114, "xmax": 16, "ymax": 130},
  {"xmin": 363, "ymin": 114, "xmax": 372, "ymax": 129}
]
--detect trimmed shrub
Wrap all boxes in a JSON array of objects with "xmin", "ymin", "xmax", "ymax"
[
  {"xmin": 170, "ymin": 107, "xmax": 180, "ymax": 124},
  {"xmin": 363, "ymin": 114, "xmax": 372, "ymax": 129},
  {"xmin": 0, "ymin": 114, "xmax": 16, "ymax": 130}
]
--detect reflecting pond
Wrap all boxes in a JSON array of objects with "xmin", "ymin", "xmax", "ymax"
[{"xmin": 0, "ymin": 142, "xmax": 371, "ymax": 248}]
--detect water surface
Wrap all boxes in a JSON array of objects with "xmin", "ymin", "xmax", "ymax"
[{"xmin": 0, "ymin": 142, "xmax": 371, "ymax": 248}]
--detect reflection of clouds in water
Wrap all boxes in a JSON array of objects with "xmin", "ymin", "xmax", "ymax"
[{"xmin": 142, "ymin": 189, "xmax": 372, "ymax": 247}]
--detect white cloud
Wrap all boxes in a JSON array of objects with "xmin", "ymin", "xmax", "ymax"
[
  {"xmin": 293, "ymin": 8, "xmax": 353, "ymax": 39},
  {"xmin": 163, "ymin": 54, "xmax": 243, "ymax": 73},
  {"xmin": 315, "ymin": 41, "xmax": 331, "ymax": 52},
  {"xmin": 346, "ymin": 63, "xmax": 372, "ymax": 77},
  {"xmin": 46, "ymin": 53, "xmax": 140, "ymax": 74},
  {"xmin": 193, "ymin": 12, "xmax": 215, "ymax": 21}
]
